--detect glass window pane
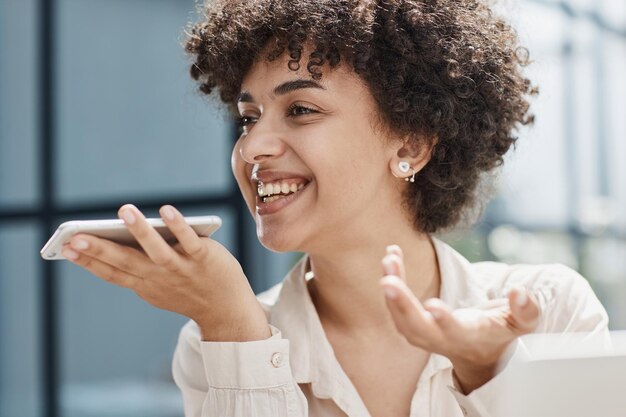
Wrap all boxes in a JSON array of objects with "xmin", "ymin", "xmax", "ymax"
[
  {"xmin": 58, "ymin": 206, "xmax": 234, "ymax": 417},
  {"xmin": 582, "ymin": 236, "xmax": 626, "ymax": 330},
  {"xmin": 0, "ymin": 222, "xmax": 43, "ymax": 417},
  {"xmin": 0, "ymin": 0, "xmax": 39, "ymax": 208},
  {"xmin": 605, "ymin": 35, "xmax": 626, "ymax": 234},
  {"xmin": 493, "ymin": 2, "xmax": 570, "ymax": 227},
  {"xmin": 490, "ymin": 1, "xmax": 626, "ymax": 236},
  {"xmin": 600, "ymin": 0, "xmax": 626, "ymax": 30},
  {"xmin": 55, "ymin": 0, "xmax": 232, "ymax": 207}
]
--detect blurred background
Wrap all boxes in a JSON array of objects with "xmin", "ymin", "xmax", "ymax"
[{"xmin": 0, "ymin": 0, "xmax": 624, "ymax": 416}]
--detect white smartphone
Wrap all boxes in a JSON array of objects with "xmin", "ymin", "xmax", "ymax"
[{"xmin": 40, "ymin": 215, "xmax": 222, "ymax": 260}]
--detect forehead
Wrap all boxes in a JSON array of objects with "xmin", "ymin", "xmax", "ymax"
[{"xmin": 239, "ymin": 51, "xmax": 366, "ymax": 100}]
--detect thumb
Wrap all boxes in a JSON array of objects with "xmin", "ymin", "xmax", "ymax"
[{"xmin": 508, "ymin": 287, "xmax": 540, "ymax": 334}]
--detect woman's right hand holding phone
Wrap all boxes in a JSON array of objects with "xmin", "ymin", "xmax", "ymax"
[{"xmin": 61, "ymin": 204, "xmax": 271, "ymax": 342}]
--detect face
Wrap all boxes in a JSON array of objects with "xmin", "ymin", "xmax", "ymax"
[{"xmin": 231, "ymin": 53, "xmax": 405, "ymax": 253}]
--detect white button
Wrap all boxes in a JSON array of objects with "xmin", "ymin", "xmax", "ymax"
[{"xmin": 271, "ymin": 352, "xmax": 284, "ymax": 368}]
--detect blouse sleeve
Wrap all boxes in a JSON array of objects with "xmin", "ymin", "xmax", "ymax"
[
  {"xmin": 447, "ymin": 264, "xmax": 610, "ymax": 417},
  {"xmin": 172, "ymin": 320, "xmax": 308, "ymax": 417}
]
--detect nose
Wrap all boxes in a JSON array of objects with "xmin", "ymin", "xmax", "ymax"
[{"xmin": 238, "ymin": 118, "xmax": 287, "ymax": 164}]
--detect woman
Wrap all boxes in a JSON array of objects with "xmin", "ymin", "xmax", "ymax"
[{"xmin": 61, "ymin": 0, "xmax": 609, "ymax": 416}]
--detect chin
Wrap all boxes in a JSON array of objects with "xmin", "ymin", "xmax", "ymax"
[{"xmin": 256, "ymin": 223, "xmax": 303, "ymax": 253}]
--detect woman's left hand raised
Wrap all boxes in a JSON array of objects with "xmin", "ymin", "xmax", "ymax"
[{"xmin": 379, "ymin": 245, "xmax": 540, "ymax": 394}]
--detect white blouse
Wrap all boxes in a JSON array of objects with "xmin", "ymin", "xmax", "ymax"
[{"xmin": 172, "ymin": 237, "xmax": 609, "ymax": 417}]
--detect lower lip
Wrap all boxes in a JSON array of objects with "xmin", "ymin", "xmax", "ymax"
[{"xmin": 255, "ymin": 183, "xmax": 310, "ymax": 216}]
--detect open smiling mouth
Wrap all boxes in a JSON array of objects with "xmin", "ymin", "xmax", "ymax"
[{"xmin": 257, "ymin": 180, "xmax": 308, "ymax": 203}]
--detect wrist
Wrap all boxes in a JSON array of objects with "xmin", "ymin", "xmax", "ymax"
[
  {"xmin": 196, "ymin": 311, "xmax": 271, "ymax": 342},
  {"xmin": 199, "ymin": 323, "xmax": 271, "ymax": 342},
  {"xmin": 451, "ymin": 361, "xmax": 498, "ymax": 395}
]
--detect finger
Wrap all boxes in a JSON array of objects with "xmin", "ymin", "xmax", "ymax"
[
  {"xmin": 380, "ymin": 275, "xmax": 436, "ymax": 342},
  {"xmin": 423, "ymin": 298, "xmax": 463, "ymax": 334},
  {"xmin": 67, "ymin": 233, "xmax": 155, "ymax": 277},
  {"xmin": 382, "ymin": 254, "xmax": 405, "ymax": 281},
  {"xmin": 118, "ymin": 204, "xmax": 183, "ymax": 272},
  {"xmin": 62, "ymin": 244, "xmax": 143, "ymax": 289},
  {"xmin": 507, "ymin": 287, "xmax": 540, "ymax": 334},
  {"xmin": 382, "ymin": 246, "xmax": 406, "ymax": 282},
  {"xmin": 386, "ymin": 244, "xmax": 403, "ymax": 259},
  {"xmin": 159, "ymin": 205, "xmax": 209, "ymax": 261}
]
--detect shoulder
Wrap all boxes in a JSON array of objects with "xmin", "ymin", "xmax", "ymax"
[
  {"xmin": 471, "ymin": 261, "xmax": 608, "ymax": 333},
  {"xmin": 471, "ymin": 261, "xmax": 590, "ymax": 298}
]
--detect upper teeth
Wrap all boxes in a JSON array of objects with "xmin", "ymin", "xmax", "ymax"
[{"xmin": 258, "ymin": 181, "xmax": 304, "ymax": 197}]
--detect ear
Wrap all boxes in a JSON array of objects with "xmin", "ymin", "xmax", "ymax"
[{"xmin": 388, "ymin": 135, "xmax": 438, "ymax": 180}]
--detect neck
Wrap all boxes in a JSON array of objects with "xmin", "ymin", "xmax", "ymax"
[{"xmin": 306, "ymin": 230, "xmax": 440, "ymax": 339}]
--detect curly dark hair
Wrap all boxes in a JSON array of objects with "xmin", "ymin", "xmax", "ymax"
[{"xmin": 184, "ymin": 0, "xmax": 537, "ymax": 234}]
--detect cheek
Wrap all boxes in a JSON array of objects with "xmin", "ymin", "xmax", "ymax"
[
  {"xmin": 322, "ymin": 146, "xmax": 387, "ymax": 210},
  {"xmin": 314, "ymin": 153, "xmax": 370, "ymax": 202}
]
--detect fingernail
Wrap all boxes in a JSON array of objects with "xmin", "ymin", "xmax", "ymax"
[
  {"xmin": 516, "ymin": 291, "xmax": 528, "ymax": 307},
  {"xmin": 73, "ymin": 239, "xmax": 89, "ymax": 250},
  {"xmin": 162, "ymin": 206, "xmax": 175, "ymax": 221},
  {"xmin": 63, "ymin": 248, "xmax": 79, "ymax": 260},
  {"xmin": 382, "ymin": 257, "xmax": 394, "ymax": 274},
  {"xmin": 386, "ymin": 244, "xmax": 401, "ymax": 256},
  {"xmin": 429, "ymin": 308, "xmax": 441, "ymax": 320},
  {"xmin": 121, "ymin": 209, "xmax": 136, "ymax": 225},
  {"xmin": 424, "ymin": 299, "xmax": 443, "ymax": 319},
  {"xmin": 383, "ymin": 286, "xmax": 397, "ymax": 299}
]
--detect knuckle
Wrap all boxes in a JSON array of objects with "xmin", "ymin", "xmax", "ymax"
[
  {"xmin": 154, "ymin": 254, "xmax": 179, "ymax": 271},
  {"xmin": 119, "ymin": 250, "xmax": 135, "ymax": 271},
  {"xmin": 105, "ymin": 269, "xmax": 123, "ymax": 284},
  {"xmin": 188, "ymin": 243, "xmax": 208, "ymax": 259},
  {"xmin": 104, "ymin": 271, "xmax": 116, "ymax": 283},
  {"xmin": 394, "ymin": 299, "xmax": 408, "ymax": 315},
  {"xmin": 82, "ymin": 257, "xmax": 95, "ymax": 270},
  {"xmin": 89, "ymin": 243, "xmax": 104, "ymax": 257}
]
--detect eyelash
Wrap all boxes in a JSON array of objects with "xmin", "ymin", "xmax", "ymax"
[
  {"xmin": 237, "ymin": 116, "xmax": 257, "ymax": 128},
  {"xmin": 287, "ymin": 103, "xmax": 317, "ymax": 116},
  {"xmin": 237, "ymin": 104, "xmax": 317, "ymax": 128}
]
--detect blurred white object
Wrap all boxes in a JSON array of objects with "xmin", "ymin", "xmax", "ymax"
[
  {"xmin": 578, "ymin": 196, "xmax": 619, "ymax": 235},
  {"xmin": 492, "ymin": 331, "xmax": 626, "ymax": 417}
]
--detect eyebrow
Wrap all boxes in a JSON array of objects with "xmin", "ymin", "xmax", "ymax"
[{"xmin": 237, "ymin": 79, "xmax": 325, "ymax": 103}]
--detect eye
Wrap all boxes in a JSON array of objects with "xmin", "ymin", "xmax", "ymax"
[
  {"xmin": 287, "ymin": 103, "xmax": 317, "ymax": 117},
  {"xmin": 237, "ymin": 115, "xmax": 258, "ymax": 127},
  {"xmin": 236, "ymin": 115, "xmax": 258, "ymax": 137}
]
